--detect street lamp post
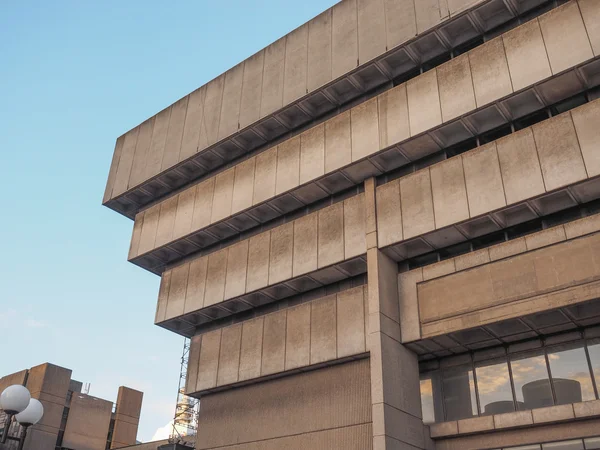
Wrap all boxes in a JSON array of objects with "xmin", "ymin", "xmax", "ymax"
[{"xmin": 0, "ymin": 385, "xmax": 44, "ymax": 450}]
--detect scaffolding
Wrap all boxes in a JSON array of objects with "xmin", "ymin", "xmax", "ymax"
[{"xmin": 169, "ymin": 338, "xmax": 199, "ymax": 445}]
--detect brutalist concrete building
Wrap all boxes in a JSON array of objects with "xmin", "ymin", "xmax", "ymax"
[{"xmin": 103, "ymin": 0, "xmax": 600, "ymax": 448}]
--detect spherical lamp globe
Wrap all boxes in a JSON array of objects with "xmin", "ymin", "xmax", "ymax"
[
  {"xmin": 15, "ymin": 399, "xmax": 44, "ymax": 427},
  {"xmin": 0, "ymin": 385, "xmax": 31, "ymax": 415}
]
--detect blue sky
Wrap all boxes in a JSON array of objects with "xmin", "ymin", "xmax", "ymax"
[{"xmin": 0, "ymin": 0, "xmax": 337, "ymax": 442}]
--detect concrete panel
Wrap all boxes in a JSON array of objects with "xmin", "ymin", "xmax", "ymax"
[
  {"xmin": 438, "ymin": 54, "xmax": 476, "ymax": 122},
  {"xmin": 344, "ymin": 193, "xmax": 367, "ymax": 259},
  {"xmin": 337, "ymin": 287, "xmax": 366, "ymax": 357},
  {"xmin": 462, "ymin": 142, "xmax": 506, "ymax": 217},
  {"xmin": 196, "ymin": 329, "xmax": 222, "ymax": 391},
  {"xmin": 161, "ymin": 96, "xmax": 188, "ymax": 171},
  {"xmin": 415, "ymin": 0, "xmax": 447, "ymax": 34},
  {"xmin": 400, "ymin": 169, "xmax": 435, "ymax": 239},
  {"xmin": 246, "ymin": 231, "xmax": 271, "ymax": 292},
  {"xmin": 384, "ymin": 0, "xmax": 417, "ymax": 49},
  {"xmin": 283, "ymin": 24, "xmax": 308, "ymax": 105},
  {"xmin": 532, "ymin": 112, "xmax": 587, "ymax": 191},
  {"xmin": 407, "ymin": 69, "xmax": 442, "ymax": 136},
  {"xmin": 455, "ymin": 247, "xmax": 489, "ymax": 271},
  {"xmin": 378, "ymin": 85, "xmax": 410, "ymax": 149},
  {"xmin": 180, "ymin": 86, "xmax": 206, "ymax": 161},
  {"xmin": 128, "ymin": 118, "xmax": 154, "ymax": 189},
  {"xmin": 503, "ymin": 19, "xmax": 551, "ymax": 92},
  {"xmin": 112, "ymin": 128, "xmax": 139, "ymax": 197},
  {"xmin": 225, "ymin": 240, "xmax": 249, "ymax": 300},
  {"xmin": 307, "ymin": 11, "xmax": 333, "ymax": 92},
  {"xmin": 448, "ymin": 0, "xmax": 483, "ymax": 15},
  {"xmin": 239, "ymin": 51, "xmax": 264, "ymax": 130},
  {"xmin": 430, "ymin": 157, "xmax": 469, "ymax": 228},
  {"xmin": 154, "ymin": 195, "xmax": 178, "ymax": 248},
  {"xmin": 145, "ymin": 107, "xmax": 171, "ymax": 180},
  {"xmin": 332, "ymin": 0, "xmax": 359, "ymax": 79},
  {"xmin": 253, "ymin": 147, "xmax": 278, "ymax": 204},
  {"xmin": 571, "ymin": 100, "xmax": 600, "ymax": 177},
  {"xmin": 311, "ymin": 294, "xmax": 338, "ymax": 364},
  {"xmin": 539, "ymin": 1, "xmax": 593, "ymax": 74},
  {"xmin": 469, "ymin": 37, "xmax": 513, "ymax": 107},
  {"xmin": 525, "ymin": 225, "xmax": 566, "ymax": 250},
  {"xmin": 285, "ymin": 303, "xmax": 311, "ymax": 370},
  {"xmin": 325, "ymin": 110, "xmax": 352, "ymax": 172},
  {"xmin": 269, "ymin": 222, "xmax": 294, "ymax": 284},
  {"xmin": 186, "ymin": 335, "xmax": 201, "ymax": 394},
  {"xmin": 489, "ymin": 237, "xmax": 527, "ymax": 261},
  {"xmin": 351, "ymin": 97, "xmax": 380, "ymax": 161},
  {"xmin": 191, "ymin": 178, "xmax": 215, "ymax": 231},
  {"xmin": 217, "ymin": 324, "xmax": 242, "ymax": 386},
  {"xmin": 165, "ymin": 263, "xmax": 189, "ymax": 320},
  {"xmin": 202, "ymin": 75, "xmax": 225, "ymax": 147},
  {"xmin": 218, "ymin": 64, "xmax": 244, "ymax": 141},
  {"xmin": 203, "ymin": 249, "xmax": 228, "ymax": 307},
  {"xmin": 111, "ymin": 420, "xmax": 138, "ymax": 449},
  {"xmin": 496, "ymin": 128, "xmax": 545, "ymax": 204},
  {"xmin": 260, "ymin": 38, "xmax": 286, "ymax": 118},
  {"xmin": 275, "ymin": 136, "xmax": 301, "ymax": 195},
  {"xmin": 62, "ymin": 393, "xmax": 112, "ymax": 450},
  {"xmin": 128, "ymin": 213, "xmax": 143, "ymax": 259},
  {"xmin": 210, "ymin": 168, "xmax": 235, "ymax": 223},
  {"xmin": 104, "ymin": 136, "xmax": 124, "ymax": 203},
  {"xmin": 579, "ymin": 0, "xmax": 600, "ymax": 56},
  {"xmin": 138, "ymin": 205, "xmax": 159, "ymax": 256},
  {"xmin": 300, "ymin": 123, "xmax": 325, "ymax": 184},
  {"xmin": 261, "ymin": 310, "xmax": 287, "ymax": 375},
  {"xmin": 239, "ymin": 318, "xmax": 264, "ymax": 382},
  {"xmin": 293, "ymin": 213, "xmax": 318, "ymax": 276},
  {"xmin": 358, "ymin": 0, "xmax": 387, "ymax": 64},
  {"xmin": 564, "ymin": 213, "xmax": 600, "ymax": 239},
  {"xmin": 232, "ymin": 157, "xmax": 256, "ymax": 213},
  {"xmin": 318, "ymin": 202, "xmax": 345, "ymax": 268},
  {"xmin": 172, "ymin": 186, "xmax": 196, "ymax": 240},
  {"xmin": 185, "ymin": 256, "xmax": 208, "ymax": 314},
  {"xmin": 155, "ymin": 271, "xmax": 170, "ymax": 323},
  {"xmin": 376, "ymin": 180, "xmax": 403, "ymax": 248}
]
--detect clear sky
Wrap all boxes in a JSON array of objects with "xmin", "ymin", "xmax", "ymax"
[{"xmin": 0, "ymin": 0, "xmax": 337, "ymax": 442}]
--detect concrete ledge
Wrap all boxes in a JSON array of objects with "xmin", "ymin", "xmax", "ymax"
[
  {"xmin": 532, "ymin": 404, "xmax": 575, "ymax": 424},
  {"xmin": 457, "ymin": 416, "xmax": 494, "ymax": 434}
]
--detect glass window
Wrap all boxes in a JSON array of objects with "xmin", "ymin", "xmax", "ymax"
[
  {"xmin": 547, "ymin": 343, "xmax": 596, "ymax": 404},
  {"xmin": 510, "ymin": 349, "xmax": 553, "ymax": 410},
  {"xmin": 475, "ymin": 358, "xmax": 515, "ymax": 415},
  {"xmin": 542, "ymin": 440, "xmax": 584, "ymax": 450},
  {"xmin": 587, "ymin": 339, "xmax": 600, "ymax": 392},
  {"xmin": 420, "ymin": 372, "xmax": 444, "ymax": 424},
  {"xmin": 442, "ymin": 364, "xmax": 478, "ymax": 420}
]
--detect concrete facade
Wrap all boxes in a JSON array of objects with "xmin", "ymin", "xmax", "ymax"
[{"xmin": 105, "ymin": 0, "xmax": 600, "ymax": 449}]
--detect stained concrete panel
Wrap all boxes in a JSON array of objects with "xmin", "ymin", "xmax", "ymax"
[
  {"xmin": 285, "ymin": 303, "xmax": 311, "ymax": 370},
  {"xmin": 145, "ymin": 108, "xmax": 171, "ymax": 180},
  {"xmin": 225, "ymin": 240, "xmax": 249, "ymax": 300},
  {"xmin": 503, "ymin": 19, "xmax": 552, "ymax": 92},
  {"xmin": 62, "ymin": 393, "xmax": 112, "ymax": 450},
  {"xmin": 239, "ymin": 318, "xmax": 264, "ymax": 381},
  {"xmin": 191, "ymin": 178, "xmax": 215, "ymax": 232},
  {"xmin": 579, "ymin": 0, "xmax": 600, "ymax": 56},
  {"xmin": 218, "ymin": 64, "xmax": 244, "ymax": 141},
  {"xmin": 210, "ymin": 168, "xmax": 235, "ymax": 223},
  {"xmin": 112, "ymin": 128, "xmax": 139, "ymax": 197},
  {"xmin": 398, "ymin": 269, "xmax": 423, "ymax": 342},
  {"xmin": 196, "ymin": 329, "xmax": 222, "ymax": 391},
  {"xmin": 400, "ymin": 169, "xmax": 436, "ymax": 239},
  {"xmin": 260, "ymin": 38, "xmax": 286, "ymax": 118},
  {"xmin": 165, "ymin": 263, "xmax": 189, "ymax": 320},
  {"xmin": 103, "ymin": 136, "xmax": 124, "ymax": 203},
  {"xmin": 358, "ymin": 0, "xmax": 387, "ymax": 64},
  {"xmin": 269, "ymin": 222, "xmax": 294, "ymax": 284},
  {"xmin": 186, "ymin": 335, "xmax": 202, "ymax": 394},
  {"xmin": 376, "ymin": 180, "xmax": 403, "ymax": 248},
  {"xmin": 128, "ymin": 213, "xmax": 143, "ymax": 259},
  {"xmin": 532, "ymin": 113, "xmax": 587, "ymax": 191},
  {"xmin": 173, "ymin": 186, "xmax": 196, "ymax": 240},
  {"xmin": 351, "ymin": 97, "xmax": 380, "ymax": 161},
  {"xmin": 337, "ymin": 287, "xmax": 366, "ymax": 357},
  {"xmin": 325, "ymin": 110, "xmax": 352, "ymax": 172},
  {"xmin": 469, "ymin": 37, "xmax": 513, "ymax": 107},
  {"xmin": 128, "ymin": 118, "xmax": 154, "ymax": 189},
  {"xmin": 462, "ymin": 142, "xmax": 506, "ymax": 217},
  {"xmin": 438, "ymin": 54, "xmax": 476, "ymax": 122},
  {"xmin": 232, "ymin": 158, "xmax": 256, "ymax": 213},
  {"xmin": 307, "ymin": 11, "xmax": 333, "ymax": 92},
  {"xmin": 344, "ymin": 194, "xmax": 367, "ymax": 259},
  {"xmin": 415, "ymin": 0, "xmax": 446, "ymax": 34},
  {"xmin": 430, "ymin": 157, "xmax": 470, "ymax": 228},
  {"xmin": 261, "ymin": 311, "xmax": 287, "ymax": 375},
  {"xmin": 448, "ymin": 0, "xmax": 483, "ymax": 15},
  {"xmin": 300, "ymin": 123, "xmax": 325, "ymax": 184},
  {"xmin": 239, "ymin": 51, "xmax": 264, "ymax": 129},
  {"xmin": 293, "ymin": 213, "xmax": 318, "ymax": 276},
  {"xmin": 539, "ymin": 1, "xmax": 593, "ymax": 74},
  {"xmin": 496, "ymin": 128, "xmax": 545, "ymax": 205},
  {"xmin": 571, "ymin": 100, "xmax": 600, "ymax": 177},
  {"xmin": 276, "ymin": 136, "xmax": 301, "ymax": 195},
  {"xmin": 161, "ymin": 97, "xmax": 188, "ymax": 171},
  {"xmin": 217, "ymin": 324, "xmax": 242, "ymax": 386},
  {"xmin": 155, "ymin": 271, "xmax": 171, "ymax": 323},
  {"xmin": 407, "ymin": 69, "xmax": 442, "ymax": 136},
  {"xmin": 253, "ymin": 147, "xmax": 278, "ymax": 204},
  {"xmin": 204, "ymin": 249, "xmax": 228, "ymax": 307},
  {"xmin": 185, "ymin": 256, "xmax": 208, "ymax": 314},
  {"xmin": 246, "ymin": 231, "xmax": 271, "ymax": 292},
  {"xmin": 332, "ymin": 0, "xmax": 359, "ymax": 79},
  {"xmin": 378, "ymin": 84, "xmax": 410, "ymax": 149},
  {"xmin": 180, "ymin": 86, "xmax": 206, "ymax": 161},
  {"xmin": 283, "ymin": 24, "xmax": 308, "ymax": 105},
  {"xmin": 154, "ymin": 195, "xmax": 178, "ymax": 248},
  {"xmin": 138, "ymin": 205, "xmax": 159, "ymax": 256},
  {"xmin": 311, "ymin": 295, "xmax": 338, "ymax": 364},
  {"xmin": 203, "ymin": 75, "xmax": 225, "ymax": 147},
  {"xmin": 318, "ymin": 202, "xmax": 345, "ymax": 268},
  {"xmin": 384, "ymin": 0, "xmax": 417, "ymax": 49}
]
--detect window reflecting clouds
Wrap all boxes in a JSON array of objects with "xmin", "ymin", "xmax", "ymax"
[
  {"xmin": 475, "ymin": 358, "xmax": 514, "ymax": 415},
  {"xmin": 511, "ymin": 349, "xmax": 553, "ymax": 410},
  {"xmin": 442, "ymin": 364, "xmax": 478, "ymax": 420},
  {"xmin": 547, "ymin": 343, "xmax": 596, "ymax": 404},
  {"xmin": 587, "ymin": 339, "xmax": 600, "ymax": 392}
]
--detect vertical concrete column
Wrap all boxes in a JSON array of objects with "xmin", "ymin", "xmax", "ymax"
[
  {"xmin": 365, "ymin": 178, "xmax": 432, "ymax": 450},
  {"xmin": 110, "ymin": 387, "xmax": 143, "ymax": 449}
]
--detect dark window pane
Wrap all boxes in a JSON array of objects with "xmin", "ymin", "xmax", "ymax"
[
  {"xmin": 475, "ymin": 358, "xmax": 515, "ymax": 415},
  {"xmin": 510, "ymin": 349, "xmax": 553, "ymax": 410},
  {"xmin": 420, "ymin": 372, "xmax": 444, "ymax": 424},
  {"xmin": 442, "ymin": 364, "xmax": 478, "ymax": 420},
  {"xmin": 588, "ymin": 339, "xmax": 600, "ymax": 394},
  {"xmin": 547, "ymin": 343, "xmax": 596, "ymax": 404},
  {"xmin": 542, "ymin": 440, "xmax": 584, "ymax": 450}
]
